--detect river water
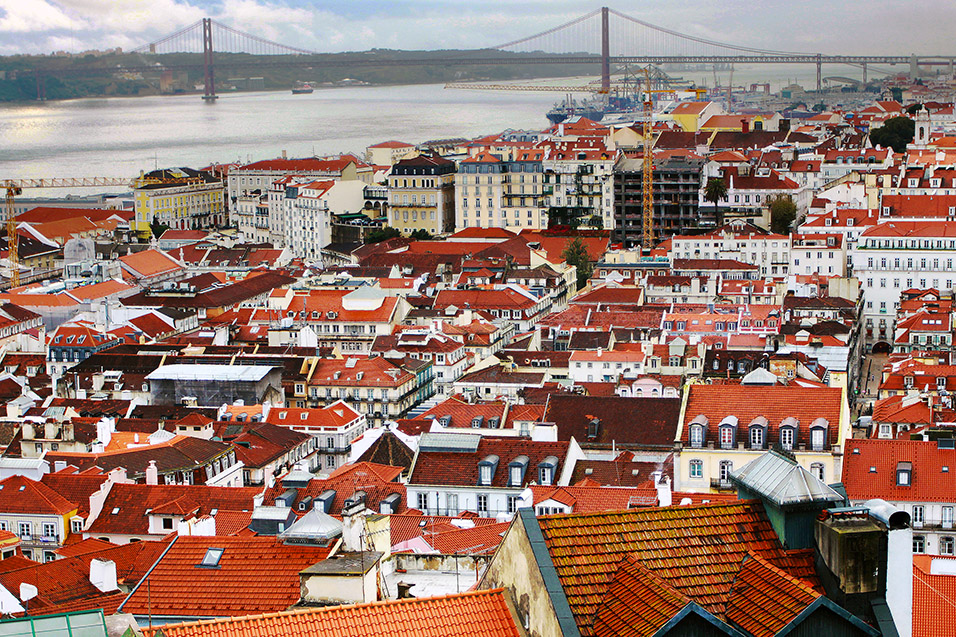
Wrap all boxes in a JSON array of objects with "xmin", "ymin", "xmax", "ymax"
[
  {"xmin": 0, "ymin": 83, "xmax": 558, "ymax": 184},
  {"xmin": 0, "ymin": 63, "xmax": 874, "ymax": 190}
]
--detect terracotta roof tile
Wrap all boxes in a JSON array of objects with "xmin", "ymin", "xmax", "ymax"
[
  {"xmin": 725, "ymin": 552, "xmax": 820, "ymax": 636},
  {"xmin": 592, "ymin": 554, "xmax": 692, "ymax": 637},
  {"xmin": 536, "ymin": 500, "xmax": 821, "ymax": 636},
  {"xmin": 123, "ymin": 536, "xmax": 332, "ymax": 617},
  {"xmin": 143, "ymin": 589, "xmax": 520, "ymax": 637},
  {"xmin": 914, "ymin": 555, "xmax": 956, "ymax": 637},
  {"xmin": 843, "ymin": 438, "xmax": 956, "ymax": 502}
]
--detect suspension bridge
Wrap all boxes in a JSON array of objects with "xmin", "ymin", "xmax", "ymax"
[{"xmin": 25, "ymin": 7, "xmax": 956, "ymax": 100}]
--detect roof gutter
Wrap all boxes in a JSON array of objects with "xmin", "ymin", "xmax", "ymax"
[{"xmin": 116, "ymin": 534, "xmax": 179, "ymax": 613}]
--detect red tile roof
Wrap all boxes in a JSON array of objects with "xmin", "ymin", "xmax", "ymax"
[
  {"xmin": 409, "ymin": 437, "xmax": 569, "ymax": 489},
  {"xmin": 535, "ymin": 500, "xmax": 821, "ymax": 636},
  {"xmin": 0, "ymin": 475, "xmax": 78, "ymax": 515},
  {"xmin": 592, "ymin": 554, "xmax": 692, "ymax": 637},
  {"xmin": 118, "ymin": 249, "xmax": 182, "ymax": 278},
  {"xmin": 682, "ymin": 384, "xmax": 843, "ymax": 448},
  {"xmin": 86, "ymin": 484, "xmax": 260, "ymax": 536},
  {"xmin": 142, "ymin": 589, "xmax": 521, "ymax": 637},
  {"xmin": 725, "ymin": 552, "xmax": 820, "ymax": 637},
  {"xmin": 843, "ymin": 438, "xmax": 956, "ymax": 503},
  {"xmin": 913, "ymin": 555, "xmax": 956, "ymax": 637},
  {"xmin": 123, "ymin": 536, "xmax": 332, "ymax": 617}
]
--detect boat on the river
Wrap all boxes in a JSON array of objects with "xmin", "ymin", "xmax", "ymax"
[{"xmin": 292, "ymin": 82, "xmax": 314, "ymax": 94}]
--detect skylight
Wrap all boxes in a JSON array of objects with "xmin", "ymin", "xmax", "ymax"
[{"xmin": 199, "ymin": 547, "xmax": 224, "ymax": 568}]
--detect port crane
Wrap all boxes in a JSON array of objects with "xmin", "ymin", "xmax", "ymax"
[{"xmin": 2, "ymin": 177, "xmax": 136, "ymax": 287}]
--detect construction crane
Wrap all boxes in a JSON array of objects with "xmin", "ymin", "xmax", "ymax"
[
  {"xmin": 641, "ymin": 66, "xmax": 655, "ymax": 253},
  {"xmin": 2, "ymin": 177, "xmax": 134, "ymax": 288}
]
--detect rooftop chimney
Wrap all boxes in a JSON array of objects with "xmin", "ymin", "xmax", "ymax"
[
  {"xmin": 90, "ymin": 559, "xmax": 118, "ymax": 593},
  {"xmin": 145, "ymin": 460, "xmax": 158, "ymax": 486}
]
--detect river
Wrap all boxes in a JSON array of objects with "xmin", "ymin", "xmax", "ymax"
[
  {"xmin": 0, "ymin": 63, "xmax": 885, "ymax": 190},
  {"xmin": 0, "ymin": 83, "xmax": 558, "ymax": 185}
]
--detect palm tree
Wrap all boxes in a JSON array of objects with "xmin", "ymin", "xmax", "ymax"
[{"xmin": 704, "ymin": 177, "xmax": 728, "ymax": 227}]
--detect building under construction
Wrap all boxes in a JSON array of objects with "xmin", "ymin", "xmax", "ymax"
[{"xmin": 612, "ymin": 155, "xmax": 706, "ymax": 248}]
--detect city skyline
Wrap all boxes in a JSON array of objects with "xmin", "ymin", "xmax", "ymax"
[{"xmin": 0, "ymin": 0, "xmax": 954, "ymax": 57}]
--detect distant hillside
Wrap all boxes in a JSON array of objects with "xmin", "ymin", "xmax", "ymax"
[{"xmin": 0, "ymin": 49, "xmax": 600, "ymax": 101}]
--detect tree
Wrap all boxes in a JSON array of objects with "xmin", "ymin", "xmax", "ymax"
[
  {"xmin": 905, "ymin": 103, "xmax": 924, "ymax": 115},
  {"xmin": 811, "ymin": 102, "xmax": 826, "ymax": 112},
  {"xmin": 562, "ymin": 237, "xmax": 593, "ymax": 292},
  {"xmin": 150, "ymin": 220, "xmax": 169, "ymax": 240},
  {"xmin": 364, "ymin": 226, "xmax": 401, "ymax": 244},
  {"xmin": 409, "ymin": 229, "xmax": 434, "ymax": 240},
  {"xmin": 890, "ymin": 87, "xmax": 903, "ymax": 102},
  {"xmin": 769, "ymin": 196, "xmax": 797, "ymax": 234},
  {"xmin": 869, "ymin": 116, "xmax": 915, "ymax": 153},
  {"xmin": 704, "ymin": 177, "xmax": 728, "ymax": 227}
]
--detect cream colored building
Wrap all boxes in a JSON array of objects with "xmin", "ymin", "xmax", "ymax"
[
  {"xmin": 388, "ymin": 154, "xmax": 456, "ymax": 236},
  {"xmin": 366, "ymin": 140, "xmax": 416, "ymax": 167},
  {"xmin": 675, "ymin": 371, "xmax": 851, "ymax": 493}
]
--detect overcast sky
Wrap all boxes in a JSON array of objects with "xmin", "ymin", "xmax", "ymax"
[{"xmin": 0, "ymin": 0, "xmax": 952, "ymax": 57}]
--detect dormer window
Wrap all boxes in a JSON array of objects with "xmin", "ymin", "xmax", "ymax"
[
  {"xmin": 779, "ymin": 417, "xmax": 799, "ymax": 450},
  {"xmin": 938, "ymin": 377, "xmax": 947, "ymax": 389},
  {"xmin": 508, "ymin": 455, "xmax": 529, "ymax": 487},
  {"xmin": 478, "ymin": 455, "xmax": 499, "ymax": 487},
  {"xmin": 538, "ymin": 456, "xmax": 558, "ymax": 486},
  {"xmin": 587, "ymin": 418, "xmax": 600, "ymax": 440},
  {"xmin": 718, "ymin": 416, "xmax": 738, "ymax": 450},
  {"xmin": 748, "ymin": 416, "xmax": 767, "ymax": 450},
  {"xmin": 905, "ymin": 376, "xmax": 915, "ymax": 389},
  {"xmin": 688, "ymin": 415, "xmax": 708, "ymax": 448},
  {"xmin": 810, "ymin": 418, "xmax": 828, "ymax": 451},
  {"xmin": 897, "ymin": 462, "xmax": 912, "ymax": 487}
]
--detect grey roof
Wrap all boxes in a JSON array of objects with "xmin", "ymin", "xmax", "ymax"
[
  {"xmin": 300, "ymin": 551, "xmax": 383, "ymax": 576},
  {"xmin": 146, "ymin": 364, "xmax": 276, "ymax": 382},
  {"xmin": 251, "ymin": 505, "xmax": 296, "ymax": 521},
  {"xmin": 279, "ymin": 508, "xmax": 343, "ymax": 542},
  {"xmin": 418, "ymin": 432, "xmax": 481, "ymax": 453},
  {"xmin": 730, "ymin": 450, "xmax": 844, "ymax": 507}
]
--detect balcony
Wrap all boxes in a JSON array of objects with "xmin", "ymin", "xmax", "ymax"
[{"xmin": 710, "ymin": 478, "xmax": 734, "ymax": 491}]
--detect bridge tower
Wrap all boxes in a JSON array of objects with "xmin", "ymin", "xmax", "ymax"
[
  {"xmin": 600, "ymin": 7, "xmax": 610, "ymax": 93},
  {"xmin": 202, "ymin": 18, "xmax": 218, "ymax": 101}
]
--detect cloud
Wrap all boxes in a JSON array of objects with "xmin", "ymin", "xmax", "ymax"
[
  {"xmin": 0, "ymin": 0, "xmax": 954, "ymax": 57},
  {"xmin": 0, "ymin": 0, "xmax": 78, "ymax": 33}
]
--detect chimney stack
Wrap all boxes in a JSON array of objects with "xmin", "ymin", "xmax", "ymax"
[{"xmin": 145, "ymin": 460, "xmax": 159, "ymax": 486}]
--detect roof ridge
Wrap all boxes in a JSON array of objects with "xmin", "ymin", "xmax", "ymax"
[{"xmin": 143, "ymin": 587, "xmax": 509, "ymax": 635}]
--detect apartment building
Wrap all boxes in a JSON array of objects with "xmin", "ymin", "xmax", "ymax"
[{"xmin": 388, "ymin": 154, "xmax": 456, "ymax": 236}]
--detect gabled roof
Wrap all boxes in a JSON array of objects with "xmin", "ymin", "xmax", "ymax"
[
  {"xmin": 143, "ymin": 589, "xmax": 521, "ymax": 637},
  {"xmin": 725, "ymin": 552, "xmax": 820, "ymax": 637},
  {"xmin": 122, "ymin": 536, "xmax": 333, "ymax": 617},
  {"xmin": 532, "ymin": 500, "xmax": 820, "ymax": 636},
  {"xmin": 0, "ymin": 474, "xmax": 77, "ymax": 515}
]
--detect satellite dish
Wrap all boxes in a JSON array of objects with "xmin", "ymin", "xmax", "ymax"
[{"xmin": 19, "ymin": 583, "xmax": 37, "ymax": 602}]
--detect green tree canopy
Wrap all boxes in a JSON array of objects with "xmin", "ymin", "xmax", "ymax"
[
  {"xmin": 561, "ymin": 236, "xmax": 593, "ymax": 292},
  {"xmin": 150, "ymin": 220, "xmax": 169, "ymax": 240},
  {"xmin": 409, "ymin": 229, "xmax": 434, "ymax": 240},
  {"xmin": 364, "ymin": 226, "xmax": 401, "ymax": 244},
  {"xmin": 869, "ymin": 116, "xmax": 915, "ymax": 153},
  {"xmin": 769, "ymin": 196, "xmax": 797, "ymax": 235}
]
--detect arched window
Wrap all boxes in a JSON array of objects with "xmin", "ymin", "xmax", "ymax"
[{"xmin": 810, "ymin": 462, "xmax": 825, "ymax": 481}]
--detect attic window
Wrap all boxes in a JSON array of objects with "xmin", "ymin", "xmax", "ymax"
[
  {"xmin": 869, "ymin": 466, "xmax": 877, "ymax": 473},
  {"xmin": 18, "ymin": 486, "xmax": 24, "ymax": 492},
  {"xmin": 111, "ymin": 507, "xmax": 120, "ymax": 514},
  {"xmin": 199, "ymin": 547, "xmax": 224, "ymax": 568}
]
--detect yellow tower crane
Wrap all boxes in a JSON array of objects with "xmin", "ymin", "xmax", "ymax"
[{"xmin": 2, "ymin": 178, "xmax": 135, "ymax": 288}]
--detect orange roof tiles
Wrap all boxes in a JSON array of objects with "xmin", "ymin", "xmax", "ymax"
[
  {"xmin": 843, "ymin": 438, "xmax": 956, "ymax": 503},
  {"xmin": 592, "ymin": 554, "xmax": 692, "ymax": 637},
  {"xmin": 118, "ymin": 249, "xmax": 182, "ymax": 278},
  {"xmin": 123, "ymin": 536, "xmax": 333, "ymax": 618},
  {"xmin": 0, "ymin": 475, "xmax": 77, "ymax": 515},
  {"xmin": 143, "ymin": 589, "xmax": 521, "ymax": 637},
  {"xmin": 535, "ymin": 500, "xmax": 821, "ymax": 636},
  {"xmin": 725, "ymin": 552, "xmax": 820, "ymax": 637},
  {"xmin": 914, "ymin": 555, "xmax": 956, "ymax": 637}
]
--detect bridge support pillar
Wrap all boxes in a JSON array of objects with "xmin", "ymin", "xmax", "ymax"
[
  {"xmin": 862, "ymin": 62, "xmax": 867, "ymax": 85},
  {"xmin": 910, "ymin": 54, "xmax": 919, "ymax": 80},
  {"xmin": 202, "ymin": 17, "xmax": 218, "ymax": 101},
  {"xmin": 34, "ymin": 71, "xmax": 45, "ymax": 101},
  {"xmin": 600, "ymin": 6, "xmax": 610, "ymax": 93},
  {"xmin": 816, "ymin": 55, "xmax": 822, "ymax": 92}
]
